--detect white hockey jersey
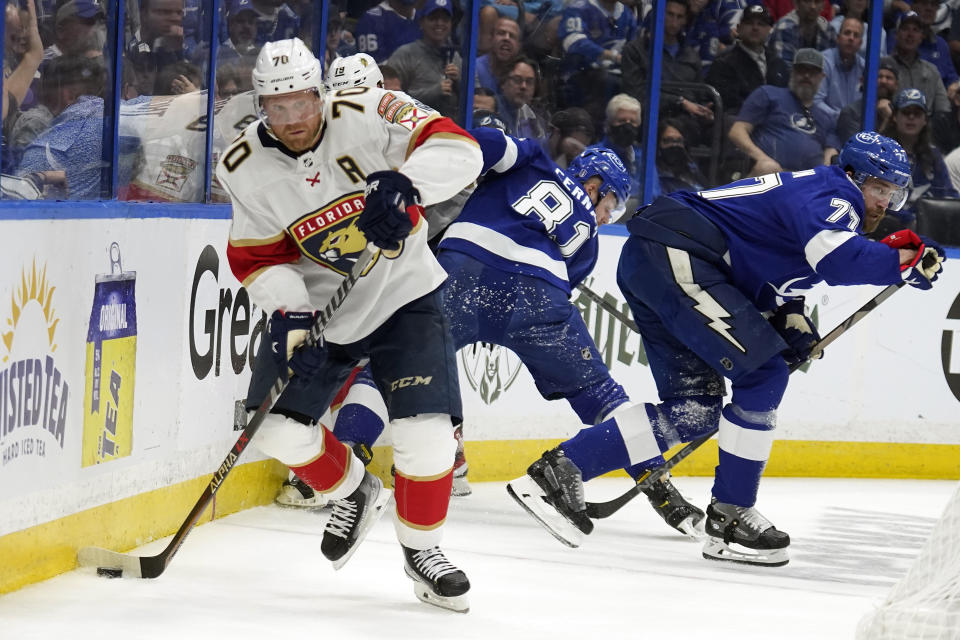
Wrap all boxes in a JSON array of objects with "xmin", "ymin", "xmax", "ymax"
[{"xmin": 216, "ymin": 87, "xmax": 482, "ymax": 344}]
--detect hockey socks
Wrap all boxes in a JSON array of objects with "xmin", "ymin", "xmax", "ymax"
[{"xmin": 562, "ymin": 403, "xmax": 665, "ymax": 481}]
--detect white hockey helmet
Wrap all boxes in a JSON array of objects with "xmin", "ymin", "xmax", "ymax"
[
  {"xmin": 252, "ymin": 38, "xmax": 325, "ymax": 126},
  {"xmin": 325, "ymin": 53, "xmax": 384, "ymax": 91}
]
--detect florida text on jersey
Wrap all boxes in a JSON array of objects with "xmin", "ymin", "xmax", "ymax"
[{"xmin": 215, "ymin": 87, "xmax": 482, "ymax": 345}]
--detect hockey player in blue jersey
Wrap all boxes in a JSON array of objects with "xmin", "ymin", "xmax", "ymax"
[
  {"xmin": 507, "ymin": 132, "xmax": 946, "ymax": 564},
  {"xmin": 439, "ymin": 131, "xmax": 707, "ymax": 537}
]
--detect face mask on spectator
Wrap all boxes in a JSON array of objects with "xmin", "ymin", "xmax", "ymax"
[
  {"xmin": 608, "ymin": 123, "xmax": 638, "ymax": 148},
  {"xmin": 659, "ymin": 145, "xmax": 690, "ymax": 170}
]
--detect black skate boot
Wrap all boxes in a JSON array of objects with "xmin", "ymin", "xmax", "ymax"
[
  {"xmin": 506, "ymin": 447, "xmax": 593, "ymax": 547},
  {"xmin": 403, "ymin": 545, "xmax": 470, "ymax": 613},
  {"xmin": 276, "ymin": 474, "xmax": 329, "ymax": 509},
  {"xmin": 451, "ymin": 425, "xmax": 471, "ymax": 497},
  {"xmin": 321, "ymin": 471, "xmax": 392, "ymax": 570},
  {"xmin": 641, "ymin": 474, "xmax": 705, "ymax": 538},
  {"xmin": 702, "ymin": 498, "xmax": 790, "ymax": 566}
]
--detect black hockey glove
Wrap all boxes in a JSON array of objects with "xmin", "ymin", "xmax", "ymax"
[
  {"xmin": 359, "ymin": 170, "xmax": 421, "ymax": 250},
  {"xmin": 268, "ymin": 310, "xmax": 328, "ymax": 384},
  {"xmin": 769, "ymin": 298, "xmax": 822, "ymax": 366}
]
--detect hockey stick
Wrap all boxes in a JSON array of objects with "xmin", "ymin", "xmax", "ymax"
[
  {"xmin": 584, "ymin": 280, "xmax": 907, "ymax": 520},
  {"xmin": 576, "ymin": 283, "xmax": 640, "ymax": 333},
  {"xmin": 78, "ymin": 244, "xmax": 379, "ymax": 579}
]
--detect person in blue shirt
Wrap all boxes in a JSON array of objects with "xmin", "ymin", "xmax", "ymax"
[
  {"xmin": 813, "ymin": 16, "xmax": 865, "ymax": 124},
  {"xmin": 353, "ymin": 0, "xmax": 422, "ymax": 63},
  {"xmin": 443, "ymin": 133, "xmax": 707, "ymax": 537},
  {"xmin": 507, "ymin": 131, "xmax": 946, "ymax": 566},
  {"xmin": 729, "ymin": 48, "xmax": 840, "ymax": 176},
  {"xmin": 893, "ymin": 0, "xmax": 959, "ymax": 98}
]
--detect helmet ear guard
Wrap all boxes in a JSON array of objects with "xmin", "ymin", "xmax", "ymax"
[{"xmin": 838, "ymin": 131, "xmax": 911, "ymax": 211}]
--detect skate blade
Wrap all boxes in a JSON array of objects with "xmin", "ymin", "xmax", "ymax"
[
  {"xmin": 506, "ymin": 476, "xmax": 583, "ymax": 548},
  {"xmin": 275, "ymin": 494, "xmax": 330, "ymax": 509},
  {"xmin": 675, "ymin": 515, "xmax": 706, "ymax": 540},
  {"xmin": 404, "ymin": 567, "xmax": 470, "ymax": 613},
  {"xmin": 331, "ymin": 486, "xmax": 393, "ymax": 571},
  {"xmin": 701, "ymin": 538, "xmax": 789, "ymax": 567}
]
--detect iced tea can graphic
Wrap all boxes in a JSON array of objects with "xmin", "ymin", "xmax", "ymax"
[{"xmin": 82, "ymin": 243, "xmax": 137, "ymax": 466}]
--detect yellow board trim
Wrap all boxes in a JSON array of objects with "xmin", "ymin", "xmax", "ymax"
[
  {"xmin": 0, "ymin": 459, "xmax": 287, "ymax": 595},
  {"xmin": 4, "ymin": 440, "xmax": 959, "ymax": 596}
]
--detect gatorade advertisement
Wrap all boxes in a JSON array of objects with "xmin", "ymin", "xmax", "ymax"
[{"xmin": 81, "ymin": 243, "xmax": 137, "ymax": 467}]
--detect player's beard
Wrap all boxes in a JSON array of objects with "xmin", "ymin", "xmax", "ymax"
[{"xmin": 862, "ymin": 203, "xmax": 887, "ymax": 233}]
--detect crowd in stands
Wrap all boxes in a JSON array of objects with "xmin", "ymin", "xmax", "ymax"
[{"xmin": 2, "ymin": 0, "xmax": 959, "ymax": 233}]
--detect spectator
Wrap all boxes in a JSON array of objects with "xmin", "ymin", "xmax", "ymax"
[
  {"xmin": 836, "ymin": 58, "xmax": 899, "ymax": 142},
  {"xmin": 216, "ymin": 62, "xmax": 250, "ymax": 99},
  {"xmin": 379, "ymin": 62, "xmax": 402, "ymax": 90},
  {"xmin": 473, "ymin": 86, "xmax": 497, "ymax": 112},
  {"xmin": 728, "ymin": 48, "xmax": 839, "ymax": 175},
  {"xmin": 155, "ymin": 60, "xmax": 201, "ymax": 94},
  {"xmin": 706, "ymin": 4, "xmax": 790, "ymax": 117},
  {"xmin": 898, "ymin": 0, "xmax": 959, "ymax": 97},
  {"xmin": 474, "ymin": 16, "xmax": 521, "ymax": 96},
  {"xmin": 129, "ymin": 0, "xmax": 186, "ymax": 95},
  {"xmin": 769, "ymin": 0, "xmax": 837, "ymax": 70},
  {"xmin": 813, "ymin": 16, "xmax": 864, "ymax": 123},
  {"xmin": 387, "ymin": 0, "xmax": 461, "ymax": 117},
  {"xmin": 828, "ymin": 0, "xmax": 885, "ymax": 56},
  {"xmin": 3, "ymin": 0, "xmax": 43, "ymax": 126},
  {"xmin": 884, "ymin": 12, "xmax": 951, "ymax": 114},
  {"xmin": 354, "ymin": 0, "xmax": 422, "ymax": 63},
  {"xmin": 557, "ymin": 0, "xmax": 637, "ymax": 125},
  {"xmin": 15, "ymin": 56, "xmax": 107, "ymax": 200},
  {"xmin": 933, "ymin": 83, "xmax": 960, "ymax": 153},
  {"xmin": 495, "ymin": 56, "xmax": 549, "ymax": 140},
  {"xmin": 323, "ymin": 13, "xmax": 358, "ymax": 70},
  {"xmin": 594, "ymin": 92, "xmax": 660, "ymax": 211},
  {"xmin": 684, "ymin": 0, "xmax": 721, "ymax": 70},
  {"xmin": 880, "ymin": 88, "xmax": 959, "ymax": 226},
  {"xmin": 622, "ymin": 0, "xmax": 714, "ymax": 137},
  {"xmin": 250, "ymin": 0, "xmax": 300, "ymax": 46},
  {"xmin": 546, "ymin": 106, "xmax": 595, "ymax": 168},
  {"xmin": 44, "ymin": 0, "xmax": 106, "ymax": 61},
  {"xmin": 215, "ymin": 0, "xmax": 259, "ymax": 67},
  {"xmin": 765, "ymin": 0, "xmax": 833, "ymax": 22},
  {"xmin": 656, "ymin": 118, "xmax": 707, "ymax": 193}
]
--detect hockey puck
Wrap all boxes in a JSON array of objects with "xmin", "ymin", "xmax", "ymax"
[{"xmin": 96, "ymin": 567, "xmax": 123, "ymax": 579}]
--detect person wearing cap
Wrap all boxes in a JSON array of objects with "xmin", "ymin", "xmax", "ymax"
[
  {"xmin": 812, "ymin": 16, "xmax": 865, "ymax": 123},
  {"xmin": 222, "ymin": 0, "xmax": 258, "ymax": 61},
  {"xmin": 354, "ymin": 0, "xmax": 423, "ymax": 63},
  {"xmin": 43, "ymin": 0, "xmax": 105, "ymax": 61},
  {"xmin": 883, "ymin": 11, "xmax": 951, "ymax": 115},
  {"xmin": 769, "ymin": 0, "xmax": 837, "ymax": 71},
  {"xmin": 729, "ymin": 47, "xmax": 839, "ymax": 176},
  {"xmin": 890, "ymin": 0, "xmax": 959, "ymax": 98},
  {"xmin": 879, "ymin": 87, "xmax": 959, "ymax": 227},
  {"xmin": 706, "ymin": 4, "xmax": 789, "ymax": 117},
  {"xmin": 836, "ymin": 58, "xmax": 900, "ymax": 142},
  {"xmin": 386, "ymin": 0, "xmax": 461, "ymax": 117}
]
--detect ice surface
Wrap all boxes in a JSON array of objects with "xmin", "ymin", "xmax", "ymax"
[{"xmin": 1, "ymin": 477, "xmax": 955, "ymax": 640}]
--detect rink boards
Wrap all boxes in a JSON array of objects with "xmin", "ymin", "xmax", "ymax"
[{"xmin": 0, "ymin": 206, "xmax": 958, "ymax": 593}]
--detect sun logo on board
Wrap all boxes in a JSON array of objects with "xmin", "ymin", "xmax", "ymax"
[{"xmin": 2, "ymin": 260, "xmax": 59, "ymax": 363}]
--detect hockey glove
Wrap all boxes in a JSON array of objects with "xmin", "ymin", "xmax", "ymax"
[
  {"xmin": 359, "ymin": 170, "xmax": 422, "ymax": 250},
  {"xmin": 268, "ymin": 310, "xmax": 328, "ymax": 384},
  {"xmin": 880, "ymin": 230, "xmax": 945, "ymax": 290},
  {"xmin": 769, "ymin": 298, "xmax": 822, "ymax": 366}
]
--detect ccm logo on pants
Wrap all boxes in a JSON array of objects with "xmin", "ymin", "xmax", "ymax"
[{"xmin": 390, "ymin": 375, "xmax": 433, "ymax": 391}]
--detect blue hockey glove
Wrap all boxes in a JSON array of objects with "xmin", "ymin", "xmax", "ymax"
[
  {"xmin": 769, "ymin": 298, "xmax": 822, "ymax": 366},
  {"xmin": 880, "ymin": 230, "xmax": 945, "ymax": 290},
  {"xmin": 268, "ymin": 310, "xmax": 327, "ymax": 384},
  {"xmin": 359, "ymin": 170, "xmax": 421, "ymax": 250}
]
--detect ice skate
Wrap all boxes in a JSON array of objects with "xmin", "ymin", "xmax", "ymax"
[
  {"xmin": 641, "ymin": 474, "xmax": 705, "ymax": 539},
  {"xmin": 451, "ymin": 426, "xmax": 471, "ymax": 497},
  {"xmin": 275, "ymin": 475, "xmax": 329, "ymax": 509},
  {"xmin": 403, "ymin": 545, "xmax": 470, "ymax": 613},
  {"xmin": 702, "ymin": 498, "xmax": 790, "ymax": 566},
  {"xmin": 321, "ymin": 471, "xmax": 392, "ymax": 570},
  {"xmin": 506, "ymin": 447, "xmax": 593, "ymax": 547}
]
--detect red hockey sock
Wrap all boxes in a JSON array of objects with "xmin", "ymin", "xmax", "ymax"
[
  {"xmin": 289, "ymin": 427, "xmax": 351, "ymax": 492},
  {"xmin": 394, "ymin": 469, "xmax": 453, "ymax": 529}
]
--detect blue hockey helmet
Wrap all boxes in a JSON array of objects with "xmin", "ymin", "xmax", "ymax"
[
  {"xmin": 838, "ymin": 131, "xmax": 911, "ymax": 211},
  {"xmin": 567, "ymin": 146, "xmax": 631, "ymax": 218}
]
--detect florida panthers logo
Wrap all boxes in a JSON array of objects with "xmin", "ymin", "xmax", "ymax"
[
  {"xmin": 317, "ymin": 218, "xmax": 367, "ymax": 262},
  {"xmin": 288, "ymin": 193, "xmax": 381, "ymax": 275}
]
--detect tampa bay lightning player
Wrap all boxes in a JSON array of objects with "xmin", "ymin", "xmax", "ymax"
[
  {"xmin": 508, "ymin": 132, "xmax": 946, "ymax": 564},
  {"xmin": 440, "ymin": 131, "xmax": 708, "ymax": 537}
]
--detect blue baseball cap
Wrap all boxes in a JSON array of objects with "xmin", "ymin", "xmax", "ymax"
[
  {"xmin": 894, "ymin": 88, "xmax": 928, "ymax": 111},
  {"xmin": 55, "ymin": 0, "xmax": 104, "ymax": 23},
  {"xmin": 228, "ymin": 0, "xmax": 257, "ymax": 17},
  {"xmin": 896, "ymin": 10, "xmax": 923, "ymax": 29},
  {"xmin": 422, "ymin": 0, "xmax": 453, "ymax": 17}
]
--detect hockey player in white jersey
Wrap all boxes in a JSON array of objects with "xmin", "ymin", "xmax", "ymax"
[{"xmin": 216, "ymin": 39, "xmax": 482, "ymax": 612}]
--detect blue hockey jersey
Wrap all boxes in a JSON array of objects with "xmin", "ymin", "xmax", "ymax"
[
  {"xmin": 630, "ymin": 166, "xmax": 905, "ymax": 311},
  {"xmin": 559, "ymin": 0, "xmax": 637, "ymax": 70},
  {"xmin": 439, "ymin": 128, "xmax": 600, "ymax": 294},
  {"xmin": 354, "ymin": 2, "xmax": 423, "ymax": 62}
]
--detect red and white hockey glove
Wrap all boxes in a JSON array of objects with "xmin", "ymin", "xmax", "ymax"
[{"xmin": 880, "ymin": 229, "xmax": 945, "ymax": 290}]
